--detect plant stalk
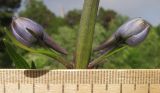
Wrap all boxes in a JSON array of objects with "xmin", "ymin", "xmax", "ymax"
[{"xmin": 75, "ymin": 0, "xmax": 100, "ymax": 69}]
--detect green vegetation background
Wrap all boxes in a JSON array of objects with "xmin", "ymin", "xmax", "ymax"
[{"xmin": 0, "ymin": 0, "xmax": 160, "ymax": 69}]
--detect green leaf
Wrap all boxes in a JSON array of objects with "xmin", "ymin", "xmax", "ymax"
[{"xmin": 3, "ymin": 39, "xmax": 30, "ymax": 69}]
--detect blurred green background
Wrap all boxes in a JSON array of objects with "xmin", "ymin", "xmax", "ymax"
[{"xmin": 0, "ymin": 0, "xmax": 160, "ymax": 69}]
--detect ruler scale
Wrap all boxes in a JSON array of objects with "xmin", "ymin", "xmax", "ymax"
[{"xmin": 0, "ymin": 69, "xmax": 160, "ymax": 93}]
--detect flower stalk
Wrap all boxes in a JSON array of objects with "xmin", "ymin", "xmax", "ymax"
[{"xmin": 88, "ymin": 46, "xmax": 126, "ymax": 68}]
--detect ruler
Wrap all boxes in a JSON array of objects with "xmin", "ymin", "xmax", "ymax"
[{"xmin": 0, "ymin": 69, "xmax": 160, "ymax": 93}]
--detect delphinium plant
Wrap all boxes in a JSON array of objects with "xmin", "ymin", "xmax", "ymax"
[{"xmin": 4, "ymin": 0, "xmax": 151, "ymax": 69}]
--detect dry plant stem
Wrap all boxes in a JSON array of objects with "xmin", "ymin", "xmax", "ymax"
[
  {"xmin": 88, "ymin": 46, "xmax": 126, "ymax": 68},
  {"xmin": 75, "ymin": 0, "xmax": 100, "ymax": 69}
]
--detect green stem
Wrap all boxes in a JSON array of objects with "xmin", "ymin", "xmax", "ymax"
[
  {"xmin": 88, "ymin": 46, "xmax": 126, "ymax": 68},
  {"xmin": 75, "ymin": 0, "xmax": 100, "ymax": 69},
  {"xmin": 37, "ymin": 50, "xmax": 73, "ymax": 69},
  {"xmin": 18, "ymin": 43, "xmax": 72, "ymax": 69},
  {"xmin": 19, "ymin": 43, "xmax": 73, "ymax": 69}
]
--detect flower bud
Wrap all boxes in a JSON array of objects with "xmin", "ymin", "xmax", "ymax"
[
  {"xmin": 115, "ymin": 18, "xmax": 150, "ymax": 46},
  {"xmin": 94, "ymin": 18, "xmax": 150, "ymax": 51},
  {"xmin": 11, "ymin": 17, "xmax": 67, "ymax": 54},
  {"xmin": 11, "ymin": 17, "xmax": 43, "ymax": 46}
]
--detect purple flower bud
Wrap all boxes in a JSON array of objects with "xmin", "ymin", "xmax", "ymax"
[
  {"xmin": 11, "ymin": 17, "xmax": 67, "ymax": 54},
  {"xmin": 115, "ymin": 17, "xmax": 150, "ymax": 46},
  {"xmin": 94, "ymin": 18, "xmax": 150, "ymax": 51},
  {"xmin": 11, "ymin": 17, "xmax": 44, "ymax": 46}
]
